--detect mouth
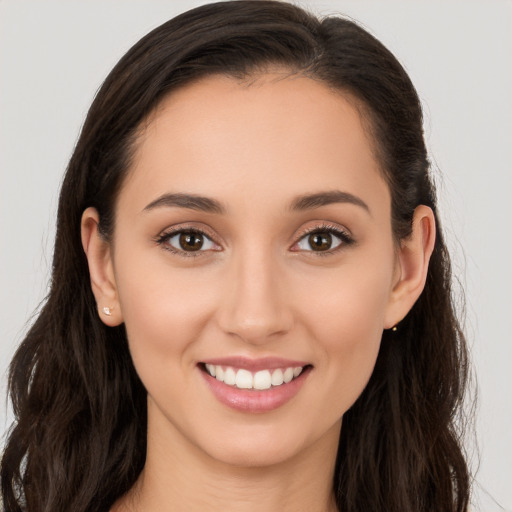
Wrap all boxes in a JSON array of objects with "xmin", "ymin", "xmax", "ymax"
[
  {"xmin": 198, "ymin": 359, "xmax": 313, "ymax": 413},
  {"xmin": 201, "ymin": 363, "xmax": 307, "ymax": 390}
]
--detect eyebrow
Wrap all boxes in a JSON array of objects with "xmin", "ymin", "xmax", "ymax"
[
  {"xmin": 142, "ymin": 190, "xmax": 370, "ymax": 216},
  {"xmin": 289, "ymin": 190, "xmax": 371, "ymax": 215},
  {"xmin": 142, "ymin": 193, "xmax": 226, "ymax": 214}
]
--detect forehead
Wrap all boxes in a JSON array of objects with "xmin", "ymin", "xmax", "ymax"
[{"xmin": 121, "ymin": 73, "xmax": 389, "ymax": 215}]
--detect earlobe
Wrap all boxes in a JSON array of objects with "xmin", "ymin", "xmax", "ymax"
[
  {"xmin": 81, "ymin": 207, "xmax": 124, "ymax": 326},
  {"xmin": 384, "ymin": 205, "xmax": 436, "ymax": 329}
]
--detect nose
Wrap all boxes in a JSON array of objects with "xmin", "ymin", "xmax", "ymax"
[{"xmin": 216, "ymin": 248, "xmax": 294, "ymax": 345}]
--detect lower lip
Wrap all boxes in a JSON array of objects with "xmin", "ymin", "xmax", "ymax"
[{"xmin": 199, "ymin": 366, "xmax": 311, "ymax": 413}]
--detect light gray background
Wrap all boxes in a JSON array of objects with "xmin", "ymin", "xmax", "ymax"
[{"xmin": 1, "ymin": 1, "xmax": 511, "ymax": 510}]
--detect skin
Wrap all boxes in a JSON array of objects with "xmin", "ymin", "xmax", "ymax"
[{"xmin": 82, "ymin": 73, "xmax": 435, "ymax": 512}]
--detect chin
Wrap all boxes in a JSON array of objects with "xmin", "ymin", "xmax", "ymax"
[
  {"xmin": 204, "ymin": 436, "xmax": 305, "ymax": 469},
  {"xmin": 196, "ymin": 418, "xmax": 340, "ymax": 470}
]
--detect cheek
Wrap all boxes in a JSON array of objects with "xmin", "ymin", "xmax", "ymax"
[
  {"xmin": 297, "ymin": 259, "xmax": 393, "ymax": 409},
  {"xmin": 114, "ymin": 252, "xmax": 219, "ymax": 370},
  {"xmin": 300, "ymin": 256, "xmax": 393, "ymax": 342}
]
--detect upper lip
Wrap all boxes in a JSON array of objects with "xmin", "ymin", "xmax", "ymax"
[{"xmin": 200, "ymin": 356, "xmax": 310, "ymax": 372}]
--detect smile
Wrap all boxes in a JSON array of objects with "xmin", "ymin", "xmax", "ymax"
[
  {"xmin": 204, "ymin": 364, "xmax": 304, "ymax": 390},
  {"xmin": 199, "ymin": 357, "xmax": 312, "ymax": 412}
]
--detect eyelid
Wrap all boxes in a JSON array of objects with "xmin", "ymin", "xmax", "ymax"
[
  {"xmin": 290, "ymin": 222, "xmax": 354, "ymax": 254},
  {"xmin": 154, "ymin": 223, "xmax": 222, "ymax": 257},
  {"xmin": 153, "ymin": 221, "xmax": 353, "ymax": 257}
]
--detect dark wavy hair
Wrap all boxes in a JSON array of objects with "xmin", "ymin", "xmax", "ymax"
[{"xmin": 1, "ymin": 1, "xmax": 470, "ymax": 511}]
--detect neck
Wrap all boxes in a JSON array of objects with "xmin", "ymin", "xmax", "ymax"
[{"xmin": 114, "ymin": 413, "xmax": 340, "ymax": 512}]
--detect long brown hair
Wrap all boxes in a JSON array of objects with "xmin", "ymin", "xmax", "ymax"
[{"xmin": 1, "ymin": 2, "xmax": 470, "ymax": 510}]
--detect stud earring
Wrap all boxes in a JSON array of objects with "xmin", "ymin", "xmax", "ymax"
[
  {"xmin": 392, "ymin": 325, "xmax": 398, "ymax": 332},
  {"xmin": 102, "ymin": 306, "xmax": 112, "ymax": 316}
]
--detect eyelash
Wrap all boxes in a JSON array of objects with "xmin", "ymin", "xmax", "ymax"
[
  {"xmin": 154, "ymin": 227, "xmax": 218, "ymax": 258},
  {"xmin": 154, "ymin": 223, "xmax": 354, "ymax": 258},
  {"xmin": 291, "ymin": 223, "xmax": 354, "ymax": 256}
]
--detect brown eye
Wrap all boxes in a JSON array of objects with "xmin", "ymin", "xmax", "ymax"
[
  {"xmin": 308, "ymin": 232, "xmax": 332, "ymax": 251},
  {"xmin": 293, "ymin": 228, "xmax": 348, "ymax": 253},
  {"xmin": 161, "ymin": 230, "xmax": 218, "ymax": 253},
  {"xmin": 179, "ymin": 232, "xmax": 204, "ymax": 251}
]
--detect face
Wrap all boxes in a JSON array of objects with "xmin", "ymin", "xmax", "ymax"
[{"xmin": 106, "ymin": 74, "xmax": 401, "ymax": 467}]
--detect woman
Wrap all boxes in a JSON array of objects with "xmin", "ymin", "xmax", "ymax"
[{"xmin": 1, "ymin": 1, "xmax": 471, "ymax": 511}]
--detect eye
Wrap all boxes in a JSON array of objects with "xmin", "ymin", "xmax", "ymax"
[
  {"xmin": 296, "ymin": 231, "xmax": 342, "ymax": 252},
  {"xmin": 156, "ymin": 229, "xmax": 220, "ymax": 255},
  {"xmin": 292, "ymin": 226, "xmax": 353, "ymax": 253}
]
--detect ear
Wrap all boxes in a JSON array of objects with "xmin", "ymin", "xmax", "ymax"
[
  {"xmin": 81, "ymin": 207, "xmax": 124, "ymax": 326},
  {"xmin": 384, "ymin": 205, "xmax": 436, "ymax": 329}
]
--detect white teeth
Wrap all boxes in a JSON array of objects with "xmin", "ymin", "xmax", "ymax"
[
  {"xmin": 235, "ymin": 369, "xmax": 253, "ymax": 389},
  {"xmin": 271, "ymin": 368, "xmax": 284, "ymax": 386},
  {"xmin": 253, "ymin": 370, "xmax": 272, "ymax": 390},
  {"xmin": 223, "ymin": 367, "xmax": 236, "ymax": 386},
  {"xmin": 283, "ymin": 367, "xmax": 294, "ymax": 383},
  {"xmin": 205, "ymin": 364, "xmax": 304, "ymax": 390}
]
